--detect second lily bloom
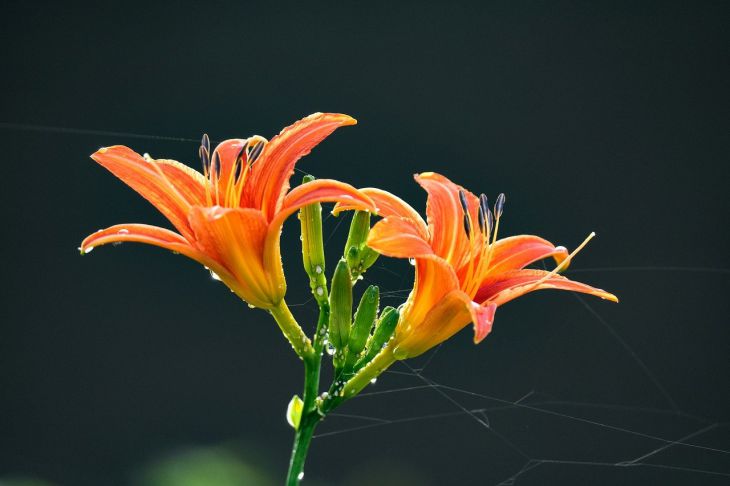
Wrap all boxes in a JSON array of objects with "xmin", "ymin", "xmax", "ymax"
[{"xmin": 338, "ymin": 172, "xmax": 617, "ymax": 360}]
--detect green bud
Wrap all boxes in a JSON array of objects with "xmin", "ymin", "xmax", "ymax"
[
  {"xmin": 299, "ymin": 175, "xmax": 327, "ymax": 303},
  {"xmin": 286, "ymin": 394, "xmax": 304, "ymax": 429},
  {"xmin": 346, "ymin": 285, "xmax": 379, "ymax": 369},
  {"xmin": 356, "ymin": 306, "xmax": 399, "ymax": 369},
  {"xmin": 329, "ymin": 259, "xmax": 353, "ymax": 368},
  {"xmin": 344, "ymin": 211, "xmax": 379, "ymax": 280}
]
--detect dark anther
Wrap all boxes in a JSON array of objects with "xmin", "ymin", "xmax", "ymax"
[
  {"xmin": 463, "ymin": 212, "xmax": 472, "ymax": 236},
  {"xmin": 495, "ymin": 193, "xmax": 506, "ymax": 218},
  {"xmin": 248, "ymin": 141, "xmax": 264, "ymax": 163},
  {"xmin": 198, "ymin": 145, "xmax": 210, "ymax": 171},
  {"xmin": 486, "ymin": 209, "xmax": 494, "ymax": 236},
  {"xmin": 233, "ymin": 142, "xmax": 249, "ymax": 181},
  {"xmin": 211, "ymin": 152, "xmax": 220, "ymax": 177},
  {"xmin": 459, "ymin": 190, "xmax": 472, "ymax": 235},
  {"xmin": 458, "ymin": 190, "xmax": 469, "ymax": 214},
  {"xmin": 201, "ymin": 133, "xmax": 210, "ymax": 154},
  {"xmin": 478, "ymin": 193, "xmax": 489, "ymax": 233}
]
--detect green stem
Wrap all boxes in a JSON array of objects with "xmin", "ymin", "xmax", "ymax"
[
  {"xmin": 286, "ymin": 407, "xmax": 320, "ymax": 485},
  {"xmin": 286, "ymin": 301, "xmax": 329, "ymax": 485},
  {"xmin": 341, "ymin": 346, "xmax": 396, "ymax": 400},
  {"xmin": 270, "ymin": 300, "xmax": 314, "ymax": 360}
]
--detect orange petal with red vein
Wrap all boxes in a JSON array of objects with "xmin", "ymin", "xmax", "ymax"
[
  {"xmin": 393, "ymin": 289, "xmax": 472, "ymax": 359},
  {"xmin": 414, "ymin": 172, "xmax": 478, "ymax": 264},
  {"xmin": 263, "ymin": 178, "xmax": 377, "ymax": 288},
  {"xmin": 188, "ymin": 206, "xmax": 275, "ymax": 308},
  {"xmin": 79, "ymin": 223, "xmax": 235, "ymax": 282},
  {"xmin": 209, "ymin": 138, "xmax": 251, "ymax": 197},
  {"xmin": 278, "ymin": 178, "xmax": 376, "ymax": 223},
  {"xmin": 91, "ymin": 146, "xmax": 204, "ymax": 240},
  {"xmin": 249, "ymin": 113, "xmax": 357, "ymax": 219},
  {"xmin": 475, "ymin": 269, "xmax": 619, "ymax": 306},
  {"xmin": 400, "ymin": 255, "xmax": 460, "ymax": 337},
  {"xmin": 487, "ymin": 235, "xmax": 569, "ymax": 275},
  {"xmin": 471, "ymin": 301, "xmax": 498, "ymax": 344},
  {"xmin": 333, "ymin": 187, "xmax": 429, "ymax": 237},
  {"xmin": 367, "ymin": 217, "xmax": 435, "ymax": 259}
]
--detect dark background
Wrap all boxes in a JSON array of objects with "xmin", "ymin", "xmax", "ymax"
[{"xmin": 1, "ymin": 1, "xmax": 728, "ymax": 485}]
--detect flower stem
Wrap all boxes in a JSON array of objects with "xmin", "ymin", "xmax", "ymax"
[
  {"xmin": 341, "ymin": 346, "xmax": 396, "ymax": 399},
  {"xmin": 286, "ymin": 301, "xmax": 329, "ymax": 484},
  {"xmin": 286, "ymin": 406, "xmax": 319, "ymax": 485},
  {"xmin": 270, "ymin": 300, "xmax": 314, "ymax": 359}
]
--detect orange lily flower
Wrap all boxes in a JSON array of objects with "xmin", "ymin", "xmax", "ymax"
[
  {"xmin": 341, "ymin": 172, "xmax": 617, "ymax": 360},
  {"xmin": 80, "ymin": 113, "xmax": 376, "ymax": 312}
]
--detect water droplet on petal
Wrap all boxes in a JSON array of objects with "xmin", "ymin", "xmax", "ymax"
[
  {"xmin": 247, "ymin": 303, "xmax": 255, "ymax": 309},
  {"xmin": 370, "ymin": 378, "xmax": 377, "ymax": 384},
  {"xmin": 297, "ymin": 472, "xmax": 304, "ymax": 480},
  {"xmin": 316, "ymin": 287, "xmax": 324, "ymax": 296},
  {"xmin": 408, "ymin": 258, "xmax": 416, "ymax": 266},
  {"xmin": 315, "ymin": 265, "xmax": 323, "ymax": 274},
  {"xmin": 117, "ymin": 228, "xmax": 129, "ymax": 234},
  {"xmin": 84, "ymin": 246, "xmax": 94, "ymax": 254},
  {"xmin": 210, "ymin": 270, "xmax": 222, "ymax": 281}
]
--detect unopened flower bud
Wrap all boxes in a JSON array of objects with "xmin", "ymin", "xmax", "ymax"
[
  {"xmin": 344, "ymin": 210, "xmax": 379, "ymax": 280},
  {"xmin": 329, "ymin": 259, "xmax": 353, "ymax": 369},
  {"xmin": 346, "ymin": 285, "xmax": 380, "ymax": 369},
  {"xmin": 299, "ymin": 175, "xmax": 327, "ymax": 304},
  {"xmin": 356, "ymin": 306, "xmax": 399, "ymax": 369}
]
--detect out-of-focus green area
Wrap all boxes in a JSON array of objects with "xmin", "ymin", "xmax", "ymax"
[{"xmin": 135, "ymin": 446, "xmax": 275, "ymax": 486}]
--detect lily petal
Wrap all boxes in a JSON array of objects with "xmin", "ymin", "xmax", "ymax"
[
  {"xmin": 278, "ymin": 179, "xmax": 376, "ymax": 222},
  {"xmin": 79, "ymin": 223, "xmax": 235, "ymax": 283},
  {"xmin": 398, "ymin": 255, "xmax": 460, "ymax": 341},
  {"xmin": 367, "ymin": 217, "xmax": 435, "ymax": 259},
  {"xmin": 414, "ymin": 172, "xmax": 479, "ymax": 265},
  {"xmin": 210, "ymin": 138, "xmax": 250, "ymax": 197},
  {"xmin": 248, "ymin": 113, "xmax": 357, "ymax": 220},
  {"xmin": 475, "ymin": 269, "xmax": 619, "ymax": 306},
  {"xmin": 470, "ymin": 301, "xmax": 498, "ymax": 344},
  {"xmin": 487, "ymin": 235, "xmax": 569, "ymax": 275},
  {"xmin": 188, "ymin": 206, "xmax": 275, "ymax": 308},
  {"xmin": 263, "ymin": 178, "xmax": 376, "ymax": 292},
  {"xmin": 334, "ymin": 188, "xmax": 429, "ymax": 237},
  {"xmin": 91, "ymin": 146, "xmax": 205, "ymax": 240},
  {"xmin": 394, "ymin": 289, "xmax": 472, "ymax": 359}
]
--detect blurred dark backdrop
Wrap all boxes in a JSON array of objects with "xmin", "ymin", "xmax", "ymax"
[{"xmin": 1, "ymin": 1, "xmax": 728, "ymax": 485}]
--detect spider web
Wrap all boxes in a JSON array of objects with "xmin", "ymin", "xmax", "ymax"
[{"xmin": 4, "ymin": 122, "xmax": 728, "ymax": 485}]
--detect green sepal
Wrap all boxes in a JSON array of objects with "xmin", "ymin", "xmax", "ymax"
[
  {"xmin": 329, "ymin": 259, "xmax": 352, "ymax": 369},
  {"xmin": 286, "ymin": 394, "xmax": 304, "ymax": 429},
  {"xmin": 345, "ymin": 285, "xmax": 379, "ymax": 369},
  {"xmin": 356, "ymin": 306, "xmax": 399, "ymax": 369},
  {"xmin": 299, "ymin": 175, "xmax": 328, "ymax": 304}
]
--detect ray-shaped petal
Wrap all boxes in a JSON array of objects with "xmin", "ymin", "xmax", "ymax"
[
  {"xmin": 262, "ymin": 178, "xmax": 377, "ymax": 291},
  {"xmin": 334, "ymin": 188, "xmax": 429, "ymax": 237},
  {"xmin": 248, "ymin": 113, "xmax": 357, "ymax": 220},
  {"xmin": 414, "ymin": 172, "xmax": 478, "ymax": 264},
  {"xmin": 91, "ymin": 146, "xmax": 205, "ymax": 240},
  {"xmin": 475, "ymin": 269, "xmax": 619, "ymax": 306},
  {"xmin": 367, "ymin": 217, "xmax": 435, "ymax": 259},
  {"xmin": 486, "ymin": 235, "xmax": 569, "ymax": 275},
  {"xmin": 80, "ymin": 223, "xmax": 235, "ymax": 283}
]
